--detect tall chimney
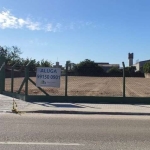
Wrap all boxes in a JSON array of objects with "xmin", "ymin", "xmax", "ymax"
[{"xmin": 128, "ymin": 53, "xmax": 134, "ymax": 66}]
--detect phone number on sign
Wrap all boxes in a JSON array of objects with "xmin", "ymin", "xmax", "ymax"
[{"xmin": 37, "ymin": 74, "xmax": 60, "ymax": 79}]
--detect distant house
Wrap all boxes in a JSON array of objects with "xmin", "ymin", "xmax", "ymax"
[
  {"xmin": 53, "ymin": 62, "xmax": 62, "ymax": 68},
  {"xmin": 134, "ymin": 60, "xmax": 150, "ymax": 72},
  {"xmin": 128, "ymin": 53, "xmax": 150, "ymax": 72},
  {"xmin": 95, "ymin": 62, "xmax": 120, "ymax": 72},
  {"xmin": 53, "ymin": 62, "xmax": 65, "ymax": 75}
]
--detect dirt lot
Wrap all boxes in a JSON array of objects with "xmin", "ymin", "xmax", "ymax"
[{"xmin": 5, "ymin": 76, "xmax": 150, "ymax": 97}]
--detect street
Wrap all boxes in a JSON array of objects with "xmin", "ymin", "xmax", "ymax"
[{"xmin": 0, "ymin": 114, "xmax": 150, "ymax": 150}]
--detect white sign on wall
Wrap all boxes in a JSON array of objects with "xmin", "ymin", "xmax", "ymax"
[{"xmin": 36, "ymin": 67, "xmax": 61, "ymax": 88}]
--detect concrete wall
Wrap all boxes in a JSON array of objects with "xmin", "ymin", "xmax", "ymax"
[
  {"xmin": 134, "ymin": 63, "xmax": 140, "ymax": 71},
  {"xmin": 144, "ymin": 73, "xmax": 150, "ymax": 78}
]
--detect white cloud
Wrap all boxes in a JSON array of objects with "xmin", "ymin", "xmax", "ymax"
[
  {"xmin": 18, "ymin": 18, "xmax": 26, "ymax": 27},
  {"xmin": 0, "ymin": 10, "xmax": 42, "ymax": 30},
  {"xmin": 67, "ymin": 21, "xmax": 94, "ymax": 30},
  {"xmin": 26, "ymin": 20, "xmax": 41, "ymax": 30},
  {"xmin": 53, "ymin": 23, "xmax": 62, "ymax": 32},
  {"xmin": 0, "ymin": 10, "xmax": 18, "ymax": 29},
  {"xmin": 56, "ymin": 23, "xmax": 61, "ymax": 29},
  {"xmin": 46, "ymin": 23, "xmax": 53, "ymax": 32},
  {"xmin": 45, "ymin": 23, "xmax": 62, "ymax": 32},
  {"xmin": 0, "ymin": 9, "xmax": 95, "ymax": 32}
]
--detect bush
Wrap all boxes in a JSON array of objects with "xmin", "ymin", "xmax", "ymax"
[
  {"xmin": 75, "ymin": 59, "xmax": 104, "ymax": 76},
  {"xmin": 143, "ymin": 62, "xmax": 150, "ymax": 73},
  {"xmin": 134, "ymin": 71, "xmax": 144, "ymax": 77},
  {"xmin": 107, "ymin": 67, "xmax": 122, "ymax": 77}
]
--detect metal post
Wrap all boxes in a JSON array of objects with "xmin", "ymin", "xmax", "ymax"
[
  {"xmin": 0, "ymin": 57, "xmax": 5, "ymax": 94},
  {"xmin": 25, "ymin": 61, "xmax": 32, "ymax": 96},
  {"xmin": 25, "ymin": 66, "xmax": 29, "ymax": 96},
  {"xmin": 11, "ymin": 68, "xmax": 14, "ymax": 93},
  {"xmin": 11, "ymin": 62, "xmax": 18, "ymax": 93},
  {"xmin": 122, "ymin": 62, "xmax": 125, "ymax": 98},
  {"xmin": 65, "ymin": 61, "xmax": 69, "ymax": 96}
]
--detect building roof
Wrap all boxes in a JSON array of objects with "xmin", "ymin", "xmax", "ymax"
[
  {"xmin": 95, "ymin": 62, "xmax": 109, "ymax": 65},
  {"xmin": 98, "ymin": 64, "xmax": 119, "ymax": 67},
  {"xmin": 135, "ymin": 59, "xmax": 150, "ymax": 64}
]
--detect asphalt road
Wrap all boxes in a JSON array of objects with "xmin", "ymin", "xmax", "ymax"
[{"xmin": 0, "ymin": 114, "xmax": 150, "ymax": 150}]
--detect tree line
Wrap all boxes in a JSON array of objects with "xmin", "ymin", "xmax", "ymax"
[
  {"xmin": 0, "ymin": 45, "xmax": 145, "ymax": 77},
  {"xmin": 67, "ymin": 59, "xmax": 144, "ymax": 77},
  {"xmin": 0, "ymin": 46, "xmax": 53, "ymax": 71}
]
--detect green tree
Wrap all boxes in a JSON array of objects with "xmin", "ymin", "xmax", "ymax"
[
  {"xmin": 19, "ymin": 58, "xmax": 41, "ymax": 71},
  {"xmin": 125, "ymin": 66, "xmax": 136, "ymax": 76},
  {"xmin": 107, "ymin": 67, "xmax": 122, "ymax": 76},
  {"xmin": 75, "ymin": 59, "xmax": 104, "ymax": 76},
  {"xmin": 40, "ymin": 59, "xmax": 53, "ymax": 67},
  {"xmin": 0, "ymin": 45, "xmax": 54, "ymax": 71},
  {"xmin": 143, "ymin": 62, "xmax": 150, "ymax": 73},
  {"xmin": 0, "ymin": 46, "xmax": 8, "ymax": 57},
  {"xmin": 0, "ymin": 46, "xmax": 22, "ymax": 65},
  {"xmin": 10, "ymin": 46, "xmax": 22, "ymax": 61},
  {"xmin": 0, "ymin": 46, "xmax": 11, "ymax": 64}
]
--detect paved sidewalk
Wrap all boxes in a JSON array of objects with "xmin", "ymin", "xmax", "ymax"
[
  {"xmin": 0, "ymin": 94, "xmax": 30, "ymax": 113},
  {"xmin": 19, "ymin": 102, "xmax": 150, "ymax": 115},
  {"xmin": 1, "ymin": 94, "xmax": 150, "ymax": 115}
]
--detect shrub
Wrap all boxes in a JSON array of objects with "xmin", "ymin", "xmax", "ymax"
[
  {"xmin": 143, "ymin": 62, "xmax": 150, "ymax": 73},
  {"xmin": 107, "ymin": 67, "xmax": 122, "ymax": 77}
]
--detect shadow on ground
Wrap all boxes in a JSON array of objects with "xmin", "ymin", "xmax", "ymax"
[
  {"xmin": 32, "ymin": 102, "xmax": 86, "ymax": 108},
  {"xmin": 19, "ymin": 110, "xmax": 150, "ymax": 116},
  {"xmin": 32, "ymin": 102, "xmax": 102, "ymax": 109}
]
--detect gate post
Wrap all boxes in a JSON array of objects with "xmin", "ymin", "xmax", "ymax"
[
  {"xmin": 11, "ymin": 62, "xmax": 18, "ymax": 93},
  {"xmin": 0, "ymin": 57, "xmax": 6, "ymax": 94},
  {"xmin": 65, "ymin": 61, "xmax": 69, "ymax": 96},
  {"xmin": 25, "ymin": 61, "xmax": 32, "ymax": 97},
  {"xmin": 122, "ymin": 62, "xmax": 125, "ymax": 98},
  {"xmin": 25, "ymin": 66, "xmax": 29, "ymax": 96}
]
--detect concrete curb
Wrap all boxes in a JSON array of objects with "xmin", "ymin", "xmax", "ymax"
[
  {"xmin": 0, "ymin": 111, "xmax": 12, "ymax": 113},
  {"xmin": 17, "ymin": 110, "xmax": 150, "ymax": 116}
]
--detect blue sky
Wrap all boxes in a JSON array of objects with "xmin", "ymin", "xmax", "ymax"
[{"xmin": 0, "ymin": 0, "xmax": 150, "ymax": 67}]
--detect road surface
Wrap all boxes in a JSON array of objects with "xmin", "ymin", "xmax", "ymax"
[{"xmin": 0, "ymin": 113, "xmax": 150, "ymax": 150}]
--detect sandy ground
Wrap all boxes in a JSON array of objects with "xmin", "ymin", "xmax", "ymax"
[{"xmin": 4, "ymin": 77, "xmax": 150, "ymax": 97}]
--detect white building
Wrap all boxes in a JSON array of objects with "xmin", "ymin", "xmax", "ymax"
[{"xmin": 134, "ymin": 60, "xmax": 150, "ymax": 72}]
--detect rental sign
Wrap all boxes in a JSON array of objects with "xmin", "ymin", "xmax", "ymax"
[{"xmin": 36, "ymin": 67, "xmax": 61, "ymax": 87}]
